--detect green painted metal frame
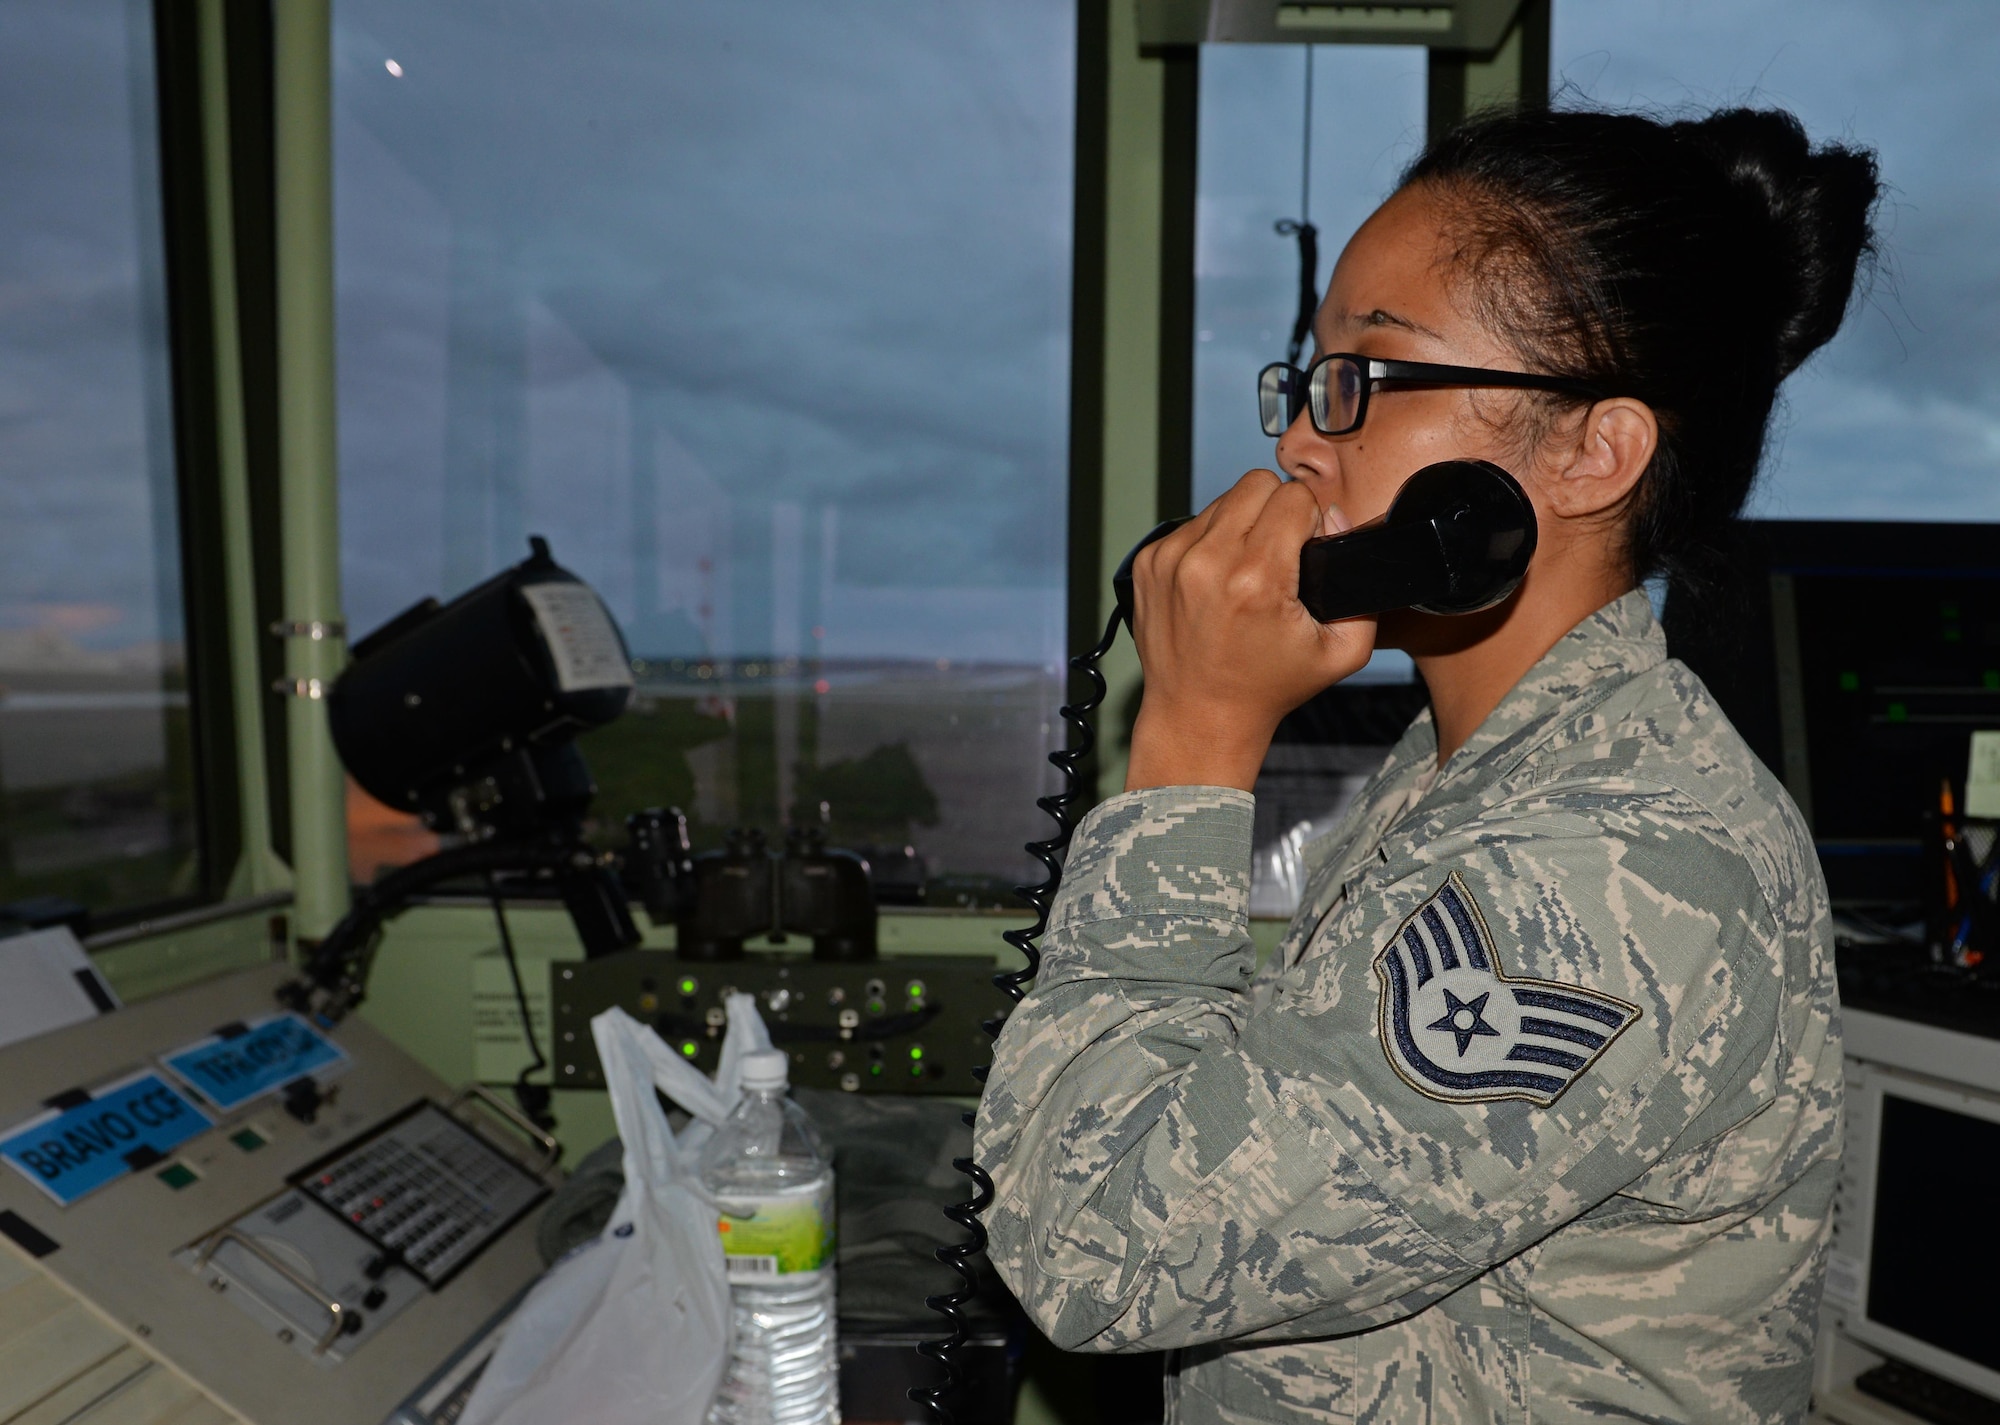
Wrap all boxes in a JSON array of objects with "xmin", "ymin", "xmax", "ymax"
[
  {"xmin": 271, "ymin": 0, "xmax": 351, "ymax": 942},
  {"xmin": 54, "ymin": 0, "xmax": 294, "ymax": 991},
  {"xmin": 197, "ymin": 0, "xmax": 289, "ymax": 901},
  {"xmin": 76, "ymin": 0, "xmax": 346, "ymax": 996},
  {"xmin": 1069, "ymin": 0, "xmax": 1201, "ymax": 802},
  {"xmin": 1428, "ymin": 0, "xmax": 1551, "ymax": 135},
  {"xmin": 93, "ymin": 901, "xmax": 289, "ymax": 1004}
]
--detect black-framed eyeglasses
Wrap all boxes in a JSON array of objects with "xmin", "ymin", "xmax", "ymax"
[{"xmin": 1258, "ymin": 353, "xmax": 1602, "ymax": 438}]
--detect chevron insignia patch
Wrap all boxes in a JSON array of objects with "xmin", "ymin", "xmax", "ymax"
[{"xmin": 1373, "ymin": 873, "xmax": 1640, "ymax": 1107}]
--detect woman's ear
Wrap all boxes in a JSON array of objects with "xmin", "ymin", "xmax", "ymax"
[{"xmin": 1542, "ymin": 397, "xmax": 1657, "ymax": 519}]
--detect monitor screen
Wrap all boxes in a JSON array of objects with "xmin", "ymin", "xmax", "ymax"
[
  {"xmin": 1866, "ymin": 1091, "xmax": 2000, "ymax": 1374},
  {"xmin": 1790, "ymin": 569, "xmax": 2000, "ymax": 890},
  {"xmin": 1664, "ymin": 521, "xmax": 2000, "ymax": 907}
]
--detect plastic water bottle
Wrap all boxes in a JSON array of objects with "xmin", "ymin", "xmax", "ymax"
[{"xmin": 701, "ymin": 1049, "xmax": 839, "ymax": 1425}]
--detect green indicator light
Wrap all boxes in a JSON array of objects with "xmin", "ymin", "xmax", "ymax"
[
  {"xmin": 680, "ymin": 1040, "xmax": 699, "ymax": 1058},
  {"xmin": 911, "ymin": 1063, "xmax": 924, "ymax": 1077},
  {"xmin": 1887, "ymin": 702, "xmax": 1908, "ymax": 723},
  {"xmin": 1986, "ymin": 670, "xmax": 2000, "ymax": 690},
  {"xmin": 870, "ymin": 1062, "xmax": 883, "ymax": 1076},
  {"xmin": 905, "ymin": 980, "xmax": 925, "ymax": 999},
  {"xmin": 679, "ymin": 978, "xmax": 697, "ymax": 995},
  {"xmin": 1838, "ymin": 671, "xmax": 1859, "ymax": 692},
  {"xmin": 1945, "ymin": 626, "xmax": 1963, "ymax": 643},
  {"xmin": 909, "ymin": 1046, "xmax": 924, "ymax": 1060}
]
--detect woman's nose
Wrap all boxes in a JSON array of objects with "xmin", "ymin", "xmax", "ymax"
[{"xmin": 1276, "ymin": 415, "xmax": 1333, "ymax": 487}]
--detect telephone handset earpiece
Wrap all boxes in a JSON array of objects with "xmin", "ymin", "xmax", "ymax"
[
  {"xmin": 1112, "ymin": 458, "xmax": 1537, "ymax": 629},
  {"xmin": 1299, "ymin": 458, "xmax": 1537, "ymax": 620}
]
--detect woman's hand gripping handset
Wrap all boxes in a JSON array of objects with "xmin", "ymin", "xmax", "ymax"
[{"xmin": 1123, "ymin": 470, "xmax": 1376, "ymax": 793}]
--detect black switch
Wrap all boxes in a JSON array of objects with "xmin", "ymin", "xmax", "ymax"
[
  {"xmin": 341, "ymin": 1310, "xmax": 365, "ymax": 1335},
  {"xmin": 281, "ymin": 1078, "xmax": 322, "ymax": 1124},
  {"xmin": 362, "ymin": 1286, "xmax": 387, "ymax": 1310},
  {"xmin": 362, "ymin": 1253, "xmax": 391, "ymax": 1280}
]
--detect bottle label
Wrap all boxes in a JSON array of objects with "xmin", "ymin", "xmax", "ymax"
[{"xmin": 713, "ymin": 1181, "xmax": 834, "ymax": 1282}]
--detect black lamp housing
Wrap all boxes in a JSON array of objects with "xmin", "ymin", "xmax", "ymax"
[
  {"xmin": 329, "ymin": 537, "xmax": 635, "ymax": 841},
  {"xmin": 287, "ymin": 537, "xmax": 642, "ymax": 1028}
]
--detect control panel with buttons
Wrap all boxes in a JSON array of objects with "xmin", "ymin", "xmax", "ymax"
[
  {"xmin": 293, "ymin": 1102, "xmax": 548, "ymax": 1288},
  {"xmin": 0, "ymin": 965, "xmax": 558, "ymax": 1425},
  {"xmin": 170, "ymin": 1183, "xmax": 431, "ymax": 1364},
  {"xmin": 548, "ymin": 951, "xmax": 1005, "ymax": 1094}
]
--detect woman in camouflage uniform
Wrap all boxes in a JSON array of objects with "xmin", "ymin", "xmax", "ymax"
[{"xmin": 976, "ymin": 107, "xmax": 1879, "ymax": 1422}]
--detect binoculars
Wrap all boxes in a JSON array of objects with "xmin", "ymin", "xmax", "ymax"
[{"xmin": 622, "ymin": 808, "xmax": 880, "ymax": 962}]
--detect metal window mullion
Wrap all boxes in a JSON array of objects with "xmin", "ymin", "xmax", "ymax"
[
  {"xmin": 1426, "ymin": 0, "xmax": 1549, "ymax": 136},
  {"xmin": 272, "ymin": 0, "xmax": 350, "ymax": 940},
  {"xmin": 196, "ymin": 0, "xmax": 288, "ymax": 900},
  {"xmin": 1069, "ymin": 1, "xmax": 1199, "ymax": 803}
]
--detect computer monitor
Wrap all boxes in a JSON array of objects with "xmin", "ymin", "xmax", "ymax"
[
  {"xmin": 1662, "ymin": 520, "xmax": 2000, "ymax": 908},
  {"xmin": 1832, "ymin": 1046, "xmax": 2000, "ymax": 1404}
]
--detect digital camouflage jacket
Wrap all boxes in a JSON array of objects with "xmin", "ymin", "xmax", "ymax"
[{"xmin": 976, "ymin": 589, "xmax": 1840, "ymax": 1424}]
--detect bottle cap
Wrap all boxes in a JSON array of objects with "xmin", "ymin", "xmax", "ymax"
[{"xmin": 740, "ymin": 1049, "xmax": 789, "ymax": 1091}]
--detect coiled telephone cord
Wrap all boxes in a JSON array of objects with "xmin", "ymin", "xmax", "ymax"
[{"xmin": 912, "ymin": 608, "xmax": 1123, "ymax": 1424}]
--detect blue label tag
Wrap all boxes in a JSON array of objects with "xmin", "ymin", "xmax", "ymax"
[
  {"xmin": 0, "ymin": 1072, "xmax": 214, "ymax": 1206},
  {"xmin": 162, "ymin": 1014, "xmax": 346, "ymax": 1112}
]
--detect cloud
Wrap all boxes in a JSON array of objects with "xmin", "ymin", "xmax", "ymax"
[
  {"xmin": 1192, "ymin": 1, "xmax": 2000, "ymax": 522},
  {"xmin": 1551, "ymin": 0, "xmax": 2000, "ymax": 514},
  {"xmin": 9, "ymin": 0, "xmax": 2000, "ymax": 671},
  {"xmin": 333, "ymin": 0, "xmax": 1076, "ymax": 653},
  {"xmin": 0, "ymin": 2, "xmax": 178, "ymax": 651}
]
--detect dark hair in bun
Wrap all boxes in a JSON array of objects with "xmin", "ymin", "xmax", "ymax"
[{"xmin": 1401, "ymin": 105, "xmax": 1881, "ymax": 584}]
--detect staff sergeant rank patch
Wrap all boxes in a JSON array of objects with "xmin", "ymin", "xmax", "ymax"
[{"xmin": 1374, "ymin": 873, "xmax": 1639, "ymax": 1107}]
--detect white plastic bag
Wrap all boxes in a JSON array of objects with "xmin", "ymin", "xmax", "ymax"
[{"xmin": 457, "ymin": 994, "xmax": 773, "ymax": 1425}]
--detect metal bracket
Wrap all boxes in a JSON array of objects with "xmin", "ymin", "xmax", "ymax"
[
  {"xmin": 195, "ymin": 1227, "xmax": 349, "ymax": 1355},
  {"xmin": 1137, "ymin": 0, "xmax": 1528, "ymax": 49},
  {"xmin": 445, "ymin": 1085, "xmax": 562, "ymax": 1175},
  {"xmin": 270, "ymin": 619, "xmax": 346, "ymax": 641}
]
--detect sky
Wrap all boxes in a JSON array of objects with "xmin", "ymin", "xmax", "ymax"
[
  {"xmin": 0, "ymin": 1, "xmax": 176, "ymax": 660},
  {"xmin": 332, "ymin": 0, "xmax": 1076, "ymax": 663},
  {"xmin": 1193, "ymin": 0, "xmax": 2000, "ymax": 526},
  {"xmin": 1193, "ymin": 43, "xmax": 1428, "ymax": 510},
  {"xmin": 1554, "ymin": 0, "xmax": 2000, "ymax": 522},
  {"xmin": 6, "ymin": 0, "xmax": 2000, "ymax": 670}
]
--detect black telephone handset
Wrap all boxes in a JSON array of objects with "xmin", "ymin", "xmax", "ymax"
[
  {"xmin": 916, "ymin": 459, "xmax": 1539, "ymax": 1422},
  {"xmin": 1112, "ymin": 458, "xmax": 1537, "ymax": 629}
]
